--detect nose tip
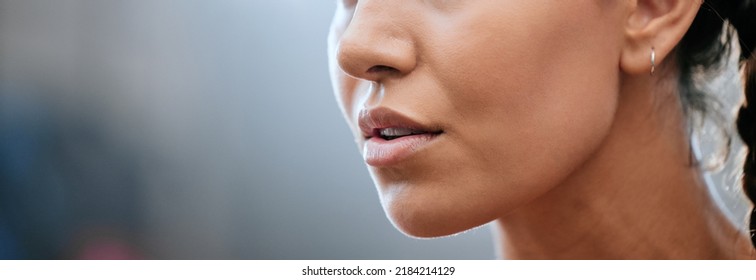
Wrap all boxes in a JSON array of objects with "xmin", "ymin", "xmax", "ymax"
[{"xmin": 335, "ymin": 13, "xmax": 416, "ymax": 82}]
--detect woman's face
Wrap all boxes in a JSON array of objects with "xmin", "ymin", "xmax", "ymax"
[{"xmin": 329, "ymin": 0, "xmax": 626, "ymax": 237}]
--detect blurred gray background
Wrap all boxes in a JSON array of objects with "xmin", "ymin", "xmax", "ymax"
[{"xmin": 0, "ymin": 0, "xmax": 493, "ymax": 259}]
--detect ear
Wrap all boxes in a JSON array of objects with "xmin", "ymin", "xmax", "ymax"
[{"xmin": 620, "ymin": 0, "xmax": 702, "ymax": 75}]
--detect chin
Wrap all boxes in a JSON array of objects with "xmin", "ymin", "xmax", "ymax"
[
  {"xmin": 387, "ymin": 210, "xmax": 470, "ymax": 239},
  {"xmin": 379, "ymin": 186, "xmax": 496, "ymax": 239}
]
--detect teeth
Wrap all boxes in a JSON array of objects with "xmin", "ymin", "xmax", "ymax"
[
  {"xmin": 380, "ymin": 128, "xmax": 414, "ymax": 137},
  {"xmin": 379, "ymin": 127, "xmax": 425, "ymax": 139}
]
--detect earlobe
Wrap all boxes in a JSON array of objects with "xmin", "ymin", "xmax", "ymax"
[
  {"xmin": 620, "ymin": 41, "xmax": 657, "ymax": 76},
  {"xmin": 619, "ymin": 0, "xmax": 702, "ymax": 76}
]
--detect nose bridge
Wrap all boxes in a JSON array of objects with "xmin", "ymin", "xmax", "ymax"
[{"xmin": 337, "ymin": 1, "xmax": 417, "ymax": 81}]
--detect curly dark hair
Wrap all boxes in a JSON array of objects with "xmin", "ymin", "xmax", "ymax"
[{"xmin": 677, "ymin": 0, "xmax": 756, "ymax": 246}]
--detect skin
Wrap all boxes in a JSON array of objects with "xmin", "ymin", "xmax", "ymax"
[{"xmin": 328, "ymin": 0, "xmax": 756, "ymax": 259}]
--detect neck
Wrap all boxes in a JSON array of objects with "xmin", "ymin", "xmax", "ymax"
[{"xmin": 494, "ymin": 71, "xmax": 756, "ymax": 259}]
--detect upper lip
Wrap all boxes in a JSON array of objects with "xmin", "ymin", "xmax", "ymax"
[{"xmin": 358, "ymin": 107, "xmax": 442, "ymax": 139}]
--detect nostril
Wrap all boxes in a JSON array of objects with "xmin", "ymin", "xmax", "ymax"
[{"xmin": 367, "ymin": 65, "xmax": 398, "ymax": 74}]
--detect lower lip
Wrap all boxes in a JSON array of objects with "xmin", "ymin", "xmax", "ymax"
[{"xmin": 363, "ymin": 133, "xmax": 440, "ymax": 167}]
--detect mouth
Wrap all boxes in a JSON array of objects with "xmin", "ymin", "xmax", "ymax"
[
  {"xmin": 371, "ymin": 127, "xmax": 444, "ymax": 141},
  {"xmin": 359, "ymin": 108, "xmax": 444, "ymax": 140},
  {"xmin": 358, "ymin": 108, "xmax": 444, "ymax": 166}
]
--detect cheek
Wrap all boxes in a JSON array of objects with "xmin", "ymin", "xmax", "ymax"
[
  {"xmin": 381, "ymin": 2, "xmax": 622, "ymax": 237},
  {"xmin": 435, "ymin": 1, "xmax": 621, "ymax": 192}
]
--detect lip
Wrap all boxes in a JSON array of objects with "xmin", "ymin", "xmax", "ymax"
[{"xmin": 358, "ymin": 108, "xmax": 443, "ymax": 166}]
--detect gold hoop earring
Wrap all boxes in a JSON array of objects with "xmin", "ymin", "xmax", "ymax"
[{"xmin": 650, "ymin": 47, "xmax": 656, "ymax": 76}]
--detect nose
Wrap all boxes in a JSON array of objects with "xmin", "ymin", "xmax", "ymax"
[{"xmin": 336, "ymin": 2, "xmax": 417, "ymax": 82}]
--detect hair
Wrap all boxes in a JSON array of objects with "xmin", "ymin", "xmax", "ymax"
[{"xmin": 676, "ymin": 0, "xmax": 756, "ymax": 247}]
